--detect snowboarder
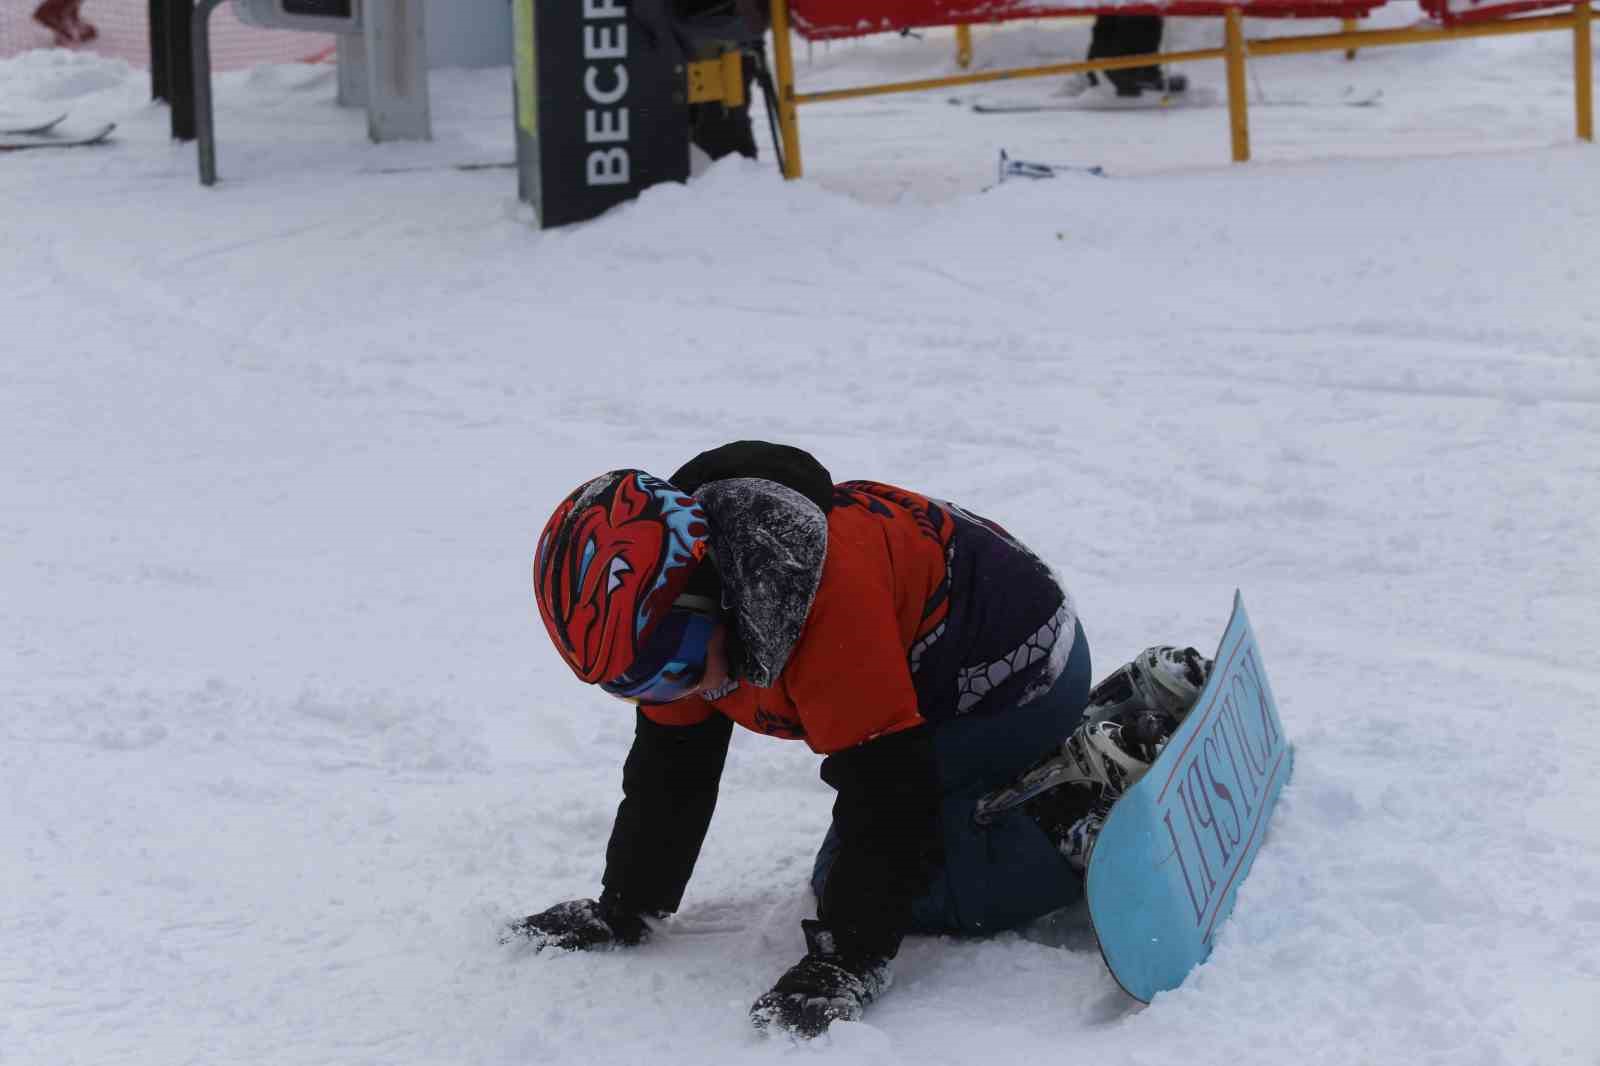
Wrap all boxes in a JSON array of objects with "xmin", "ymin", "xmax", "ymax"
[{"xmin": 514, "ymin": 441, "xmax": 1211, "ymax": 1037}]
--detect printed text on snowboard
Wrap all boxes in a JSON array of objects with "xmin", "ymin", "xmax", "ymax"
[{"xmin": 1155, "ymin": 643, "xmax": 1288, "ymax": 942}]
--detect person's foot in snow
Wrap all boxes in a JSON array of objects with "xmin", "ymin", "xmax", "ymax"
[
  {"xmin": 1026, "ymin": 645, "xmax": 1213, "ymax": 869},
  {"xmin": 750, "ymin": 921, "xmax": 891, "ymax": 1038}
]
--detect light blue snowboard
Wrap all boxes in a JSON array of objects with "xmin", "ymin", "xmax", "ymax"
[{"xmin": 1085, "ymin": 592, "xmax": 1293, "ymax": 1002}]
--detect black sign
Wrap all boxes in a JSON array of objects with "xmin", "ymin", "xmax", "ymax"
[{"xmin": 518, "ymin": 0, "xmax": 690, "ymax": 229}]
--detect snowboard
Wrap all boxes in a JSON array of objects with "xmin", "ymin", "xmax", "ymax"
[
  {"xmin": 0, "ymin": 122, "xmax": 115, "ymax": 151},
  {"xmin": 1085, "ymin": 591, "xmax": 1293, "ymax": 1003}
]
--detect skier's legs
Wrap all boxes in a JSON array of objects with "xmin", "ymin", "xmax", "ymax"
[
  {"xmin": 811, "ymin": 620, "xmax": 1092, "ymax": 935},
  {"xmin": 1088, "ymin": 15, "xmax": 1166, "ymax": 94}
]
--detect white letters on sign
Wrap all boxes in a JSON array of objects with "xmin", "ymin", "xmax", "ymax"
[{"xmin": 583, "ymin": 0, "xmax": 628, "ymax": 187}]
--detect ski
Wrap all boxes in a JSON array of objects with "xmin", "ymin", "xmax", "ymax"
[
  {"xmin": 363, "ymin": 161, "xmax": 518, "ymax": 175},
  {"xmin": 995, "ymin": 150, "xmax": 1105, "ymax": 184},
  {"xmin": 0, "ymin": 112, "xmax": 69, "ymax": 136},
  {"xmin": 0, "ymin": 122, "xmax": 116, "ymax": 151},
  {"xmin": 973, "ymin": 87, "xmax": 1221, "ymax": 114},
  {"xmin": 972, "ymin": 86, "xmax": 1380, "ymax": 113},
  {"xmin": 1251, "ymin": 85, "xmax": 1384, "ymax": 108}
]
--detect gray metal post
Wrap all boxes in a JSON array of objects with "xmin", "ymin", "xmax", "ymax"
[
  {"xmin": 334, "ymin": 32, "xmax": 368, "ymax": 108},
  {"xmin": 336, "ymin": 31, "xmax": 368, "ymax": 109},
  {"xmin": 512, "ymin": 0, "xmax": 540, "ymax": 209},
  {"xmin": 363, "ymin": 0, "xmax": 431, "ymax": 142},
  {"xmin": 193, "ymin": 0, "xmax": 229, "ymax": 185}
]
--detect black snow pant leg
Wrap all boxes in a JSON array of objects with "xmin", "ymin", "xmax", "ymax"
[
  {"xmin": 1088, "ymin": 15, "xmax": 1165, "ymax": 94},
  {"xmin": 812, "ymin": 621, "xmax": 1094, "ymax": 937}
]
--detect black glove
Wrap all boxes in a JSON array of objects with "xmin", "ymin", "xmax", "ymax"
[
  {"xmin": 501, "ymin": 895, "xmax": 653, "ymax": 952},
  {"xmin": 749, "ymin": 920, "xmax": 891, "ymax": 1038}
]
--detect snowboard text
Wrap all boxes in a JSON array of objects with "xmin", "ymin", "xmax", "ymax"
[{"xmin": 1156, "ymin": 644, "xmax": 1288, "ymax": 943}]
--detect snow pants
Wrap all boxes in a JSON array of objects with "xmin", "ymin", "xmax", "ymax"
[
  {"xmin": 811, "ymin": 620, "xmax": 1093, "ymax": 936},
  {"xmin": 1089, "ymin": 16, "xmax": 1165, "ymax": 93}
]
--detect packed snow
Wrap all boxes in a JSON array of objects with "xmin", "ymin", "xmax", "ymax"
[{"xmin": 3, "ymin": 9, "xmax": 1598, "ymax": 1065}]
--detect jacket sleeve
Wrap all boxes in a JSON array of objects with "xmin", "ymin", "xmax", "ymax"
[
  {"xmin": 815, "ymin": 724, "xmax": 943, "ymax": 961},
  {"xmin": 601, "ymin": 708, "xmax": 734, "ymax": 916}
]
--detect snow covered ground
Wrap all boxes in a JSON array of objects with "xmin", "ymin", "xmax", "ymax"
[{"xmin": 3, "ymin": 10, "xmax": 1599, "ymax": 1065}]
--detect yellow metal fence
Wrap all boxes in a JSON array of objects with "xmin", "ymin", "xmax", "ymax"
[{"xmin": 767, "ymin": 1, "xmax": 1596, "ymax": 176}]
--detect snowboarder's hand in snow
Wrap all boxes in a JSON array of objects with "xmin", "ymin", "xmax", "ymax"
[
  {"xmin": 750, "ymin": 920, "xmax": 891, "ymax": 1038},
  {"xmin": 501, "ymin": 896, "xmax": 652, "ymax": 952}
]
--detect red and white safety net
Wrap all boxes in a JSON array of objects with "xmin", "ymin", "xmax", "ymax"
[
  {"xmin": 789, "ymin": 0, "xmax": 1384, "ymax": 40},
  {"xmin": 0, "ymin": 0, "xmax": 332, "ymax": 69},
  {"xmin": 1415, "ymin": 0, "xmax": 1577, "ymax": 23}
]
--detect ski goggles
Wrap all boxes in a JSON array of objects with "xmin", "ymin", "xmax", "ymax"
[{"xmin": 599, "ymin": 596, "xmax": 719, "ymax": 705}]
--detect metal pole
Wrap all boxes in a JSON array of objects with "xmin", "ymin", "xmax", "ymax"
[
  {"xmin": 1248, "ymin": 13, "xmax": 1575, "ymax": 55},
  {"xmin": 1225, "ymin": 8, "xmax": 1251, "ymax": 163},
  {"xmin": 1577, "ymin": 0, "xmax": 1594, "ymax": 141},
  {"xmin": 363, "ymin": 0, "xmax": 432, "ymax": 142},
  {"xmin": 168, "ymin": 0, "xmax": 196, "ymax": 140},
  {"xmin": 956, "ymin": 24, "xmax": 973, "ymax": 69},
  {"xmin": 149, "ymin": 0, "xmax": 170, "ymax": 101},
  {"xmin": 193, "ymin": 0, "xmax": 227, "ymax": 184},
  {"xmin": 767, "ymin": 0, "xmax": 804, "ymax": 178}
]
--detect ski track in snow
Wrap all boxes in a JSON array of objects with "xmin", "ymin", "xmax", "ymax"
[{"xmin": 3, "ymin": 10, "xmax": 1600, "ymax": 1065}]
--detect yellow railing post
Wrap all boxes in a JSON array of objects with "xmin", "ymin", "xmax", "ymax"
[
  {"xmin": 956, "ymin": 24, "xmax": 974, "ymax": 69},
  {"xmin": 1342, "ymin": 17, "xmax": 1360, "ymax": 59},
  {"xmin": 767, "ymin": 0, "xmax": 805, "ymax": 178},
  {"xmin": 1225, "ymin": 8, "xmax": 1251, "ymax": 162},
  {"xmin": 1577, "ymin": 0, "xmax": 1594, "ymax": 141}
]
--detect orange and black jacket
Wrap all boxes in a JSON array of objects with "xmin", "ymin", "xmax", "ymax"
[{"xmin": 599, "ymin": 442, "xmax": 1072, "ymax": 960}]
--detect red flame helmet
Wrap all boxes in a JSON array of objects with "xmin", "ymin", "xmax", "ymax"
[{"xmin": 534, "ymin": 470, "xmax": 711, "ymax": 685}]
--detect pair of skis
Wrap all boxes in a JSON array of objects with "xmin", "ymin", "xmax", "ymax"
[
  {"xmin": 1, "ymin": 112, "xmax": 116, "ymax": 151},
  {"xmin": 970, "ymin": 84, "xmax": 1382, "ymax": 114}
]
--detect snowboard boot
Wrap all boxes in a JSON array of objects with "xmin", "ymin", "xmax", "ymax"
[
  {"xmin": 1057, "ymin": 789, "xmax": 1116, "ymax": 871},
  {"xmin": 1029, "ymin": 717, "xmax": 1162, "ymax": 872},
  {"xmin": 1124, "ymin": 69, "xmax": 1188, "ymax": 97},
  {"xmin": 1024, "ymin": 718, "xmax": 1149, "ymax": 873},
  {"xmin": 1083, "ymin": 645, "xmax": 1213, "ymax": 727},
  {"xmin": 976, "ymin": 707, "xmax": 1156, "ymax": 825}
]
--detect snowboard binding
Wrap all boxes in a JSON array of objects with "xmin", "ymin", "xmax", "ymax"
[{"xmin": 974, "ymin": 645, "xmax": 1214, "ymax": 870}]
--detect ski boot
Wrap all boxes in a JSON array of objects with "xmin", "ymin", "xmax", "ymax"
[{"xmin": 1057, "ymin": 69, "xmax": 1190, "ymax": 100}]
